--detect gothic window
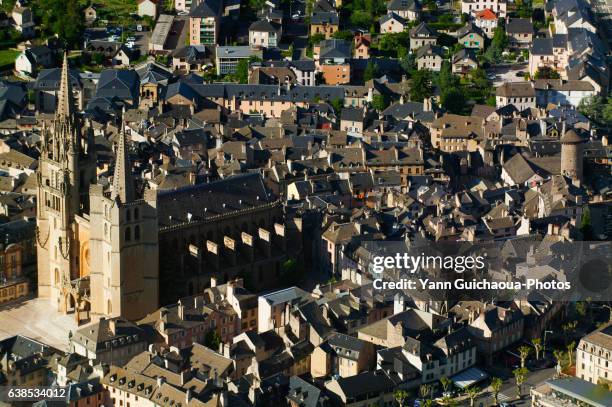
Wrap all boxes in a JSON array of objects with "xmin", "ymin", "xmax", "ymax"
[
  {"xmin": 135, "ymin": 225, "xmax": 141, "ymax": 241},
  {"xmin": 125, "ymin": 227, "xmax": 131, "ymax": 241},
  {"xmin": 126, "ymin": 209, "xmax": 131, "ymax": 222},
  {"xmin": 134, "ymin": 208, "xmax": 139, "ymax": 220}
]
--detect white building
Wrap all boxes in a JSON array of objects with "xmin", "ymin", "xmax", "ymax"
[
  {"xmin": 576, "ymin": 324, "xmax": 612, "ymax": 385},
  {"xmin": 137, "ymin": 0, "xmax": 158, "ymax": 18},
  {"xmin": 461, "ymin": 0, "xmax": 507, "ymax": 18}
]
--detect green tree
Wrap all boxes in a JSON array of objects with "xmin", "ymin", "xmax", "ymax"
[
  {"xmin": 491, "ymin": 377, "xmax": 503, "ymax": 405},
  {"xmin": 534, "ymin": 66, "xmax": 560, "ymax": 79},
  {"xmin": 234, "ymin": 56, "xmax": 261, "ymax": 84},
  {"xmin": 440, "ymin": 376, "xmax": 452, "ymax": 394},
  {"xmin": 204, "ymin": 330, "xmax": 221, "ymax": 350},
  {"xmin": 513, "ymin": 367, "xmax": 528, "ymax": 398},
  {"xmin": 371, "ymin": 94, "xmax": 388, "ymax": 111},
  {"xmin": 440, "ymin": 87, "xmax": 466, "ymax": 114},
  {"xmin": 532, "ymin": 338, "xmax": 542, "ymax": 361},
  {"xmin": 465, "ymin": 386, "xmax": 480, "ymax": 407},
  {"xmin": 363, "ymin": 60, "xmax": 379, "ymax": 81},
  {"xmin": 350, "ymin": 10, "xmax": 373, "ymax": 27},
  {"xmin": 37, "ymin": 0, "xmax": 84, "ymax": 48},
  {"xmin": 580, "ymin": 206, "xmax": 593, "ymax": 240},
  {"xmin": 567, "ymin": 341, "xmax": 576, "ymax": 366},
  {"xmin": 484, "ymin": 24, "xmax": 508, "ymax": 63},
  {"xmin": 578, "ymin": 95, "xmax": 605, "ymax": 124},
  {"xmin": 409, "ymin": 70, "xmax": 433, "ymax": 102},
  {"xmin": 331, "ymin": 97, "xmax": 344, "ymax": 114},
  {"xmin": 333, "ymin": 30, "xmax": 354, "ymax": 41},
  {"xmin": 518, "ymin": 345, "xmax": 532, "ymax": 368},
  {"xmin": 393, "ymin": 389, "xmax": 409, "ymax": 406}
]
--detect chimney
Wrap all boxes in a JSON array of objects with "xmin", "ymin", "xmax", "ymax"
[
  {"xmin": 186, "ymin": 389, "xmax": 192, "ymax": 404},
  {"xmin": 157, "ymin": 376, "xmax": 165, "ymax": 388},
  {"xmin": 177, "ymin": 300, "xmax": 185, "ymax": 320}
]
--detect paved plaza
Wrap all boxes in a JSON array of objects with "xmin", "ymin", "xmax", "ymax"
[{"xmin": 0, "ymin": 297, "xmax": 78, "ymax": 351}]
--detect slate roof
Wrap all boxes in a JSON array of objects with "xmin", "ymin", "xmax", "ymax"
[
  {"xmin": 496, "ymin": 82, "xmax": 535, "ymax": 97},
  {"xmin": 416, "ymin": 44, "xmax": 444, "ymax": 59},
  {"xmin": 311, "ymin": 11, "xmax": 339, "ymax": 25},
  {"xmin": 157, "ymin": 172, "xmax": 275, "ymax": 227},
  {"xmin": 452, "ymin": 48, "xmax": 478, "ymax": 64},
  {"xmin": 410, "ymin": 22, "xmax": 437, "ymax": 38},
  {"xmin": 388, "ymin": 0, "xmax": 419, "ymax": 11},
  {"xmin": 189, "ymin": 0, "xmax": 222, "ymax": 17},
  {"xmin": 249, "ymin": 19, "xmax": 281, "ymax": 33},
  {"xmin": 33, "ymin": 67, "xmax": 82, "ymax": 90},
  {"xmin": 318, "ymin": 39, "xmax": 352, "ymax": 60},
  {"xmin": 341, "ymin": 107, "xmax": 365, "ymax": 122},
  {"xmin": 531, "ymin": 38, "xmax": 553, "ymax": 55},
  {"xmin": 506, "ymin": 18, "xmax": 534, "ymax": 34},
  {"xmin": 96, "ymin": 69, "xmax": 140, "ymax": 102},
  {"xmin": 329, "ymin": 371, "xmax": 395, "ymax": 399},
  {"xmin": 380, "ymin": 12, "xmax": 406, "ymax": 25}
]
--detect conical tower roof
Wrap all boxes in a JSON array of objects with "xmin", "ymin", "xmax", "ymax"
[{"xmin": 111, "ymin": 124, "xmax": 135, "ymax": 203}]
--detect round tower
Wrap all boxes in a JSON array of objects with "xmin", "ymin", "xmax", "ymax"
[{"xmin": 560, "ymin": 129, "xmax": 584, "ymax": 182}]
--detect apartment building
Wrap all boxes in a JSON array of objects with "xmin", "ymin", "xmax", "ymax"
[
  {"xmin": 461, "ymin": 0, "xmax": 507, "ymax": 17},
  {"xmin": 576, "ymin": 324, "xmax": 612, "ymax": 385},
  {"xmin": 189, "ymin": 0, "xmax": 222, "ymax": 46}
]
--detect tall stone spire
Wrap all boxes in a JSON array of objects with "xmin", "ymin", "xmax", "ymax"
[
  {"xmin": 111, "ymin": 124, "xmax": 135, "ymax": 203},
  {"xmin": 56, "ymin": 52, "xmax": 74, "ymax": 121}
]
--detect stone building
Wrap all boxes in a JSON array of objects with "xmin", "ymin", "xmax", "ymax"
[
  {"xmin": 560, "ymin": 129, "xmax": 584, "ymax": 182},
  {"xmin": 36, "ymin": 56, "xmax": 294, "ymax": 324}
]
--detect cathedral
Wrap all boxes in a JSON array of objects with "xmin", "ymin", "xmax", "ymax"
[
  {"xmin": 36, "ymin": 54, "xmax": 159, "ymax": 323},
  {"xmin": 36, "ymin": 56, "xmax": 294, "ymax": 325}
]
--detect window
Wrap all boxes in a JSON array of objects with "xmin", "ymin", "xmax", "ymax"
[
  {"xmin": 125, "ymin": 227, "xmax": 131, "ymax": 241},
  {"xmin": 135, "ymin": 226, "xmax": 140, "ymax": 241}
]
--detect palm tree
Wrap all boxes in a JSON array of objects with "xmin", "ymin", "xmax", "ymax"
[
  {"xmin": 567, "ymin": 341, "xmax": 576, "ymax": 366},
  {"xmin": 513, "ymin": 367, "xmax": 528, "ymax": 398},
  {"xmin": 532, "ymin": 338, "xmax": 542, "ymax": 361},
  {"xmin": 393, "ymin": 389, "xmax": 409, "ymax": 407},
  {"xmin": 419, "ymin": 384, "xmax": 432, "ymax": 399},
  {"xmin": 440, "ymin": 375, "xmax": 452, "ymax": 394},
  {"xmin": 465, "ymin": 385, "xmax": 480, "ymax": 407},
  {"xmin": 518, "ymin": 345, "xmax": 532, "ymax": 368},
  {"xmin": 491, "ymin": 377, "xmax": 503, "ymax": 405}
]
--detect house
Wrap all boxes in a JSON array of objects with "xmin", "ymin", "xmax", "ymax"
[
  {"xmin": 258, "ymin": 287, "xmax": 312, "ymax": 332},
  {"xmin": 310, "ymin": 12, "xmax": 339, "ymax": 39},
  {"xmin": 70, "ymin": 318, "xmax": 148, "ymax": 365},
  {"xmin": 474, "ymin": 8, "xmax": 498, "ymax": 38},
  {"xmin": 314, "ymin": 39, "xmax": 352, "ymax": 85},
  {"xmin": 353, "ymin": 33, "xmax": 370, "ymax": 59},
  {"xmin": 249, "ymin": 19, "xmax": 282, "ymax": 48},
  {"xmin": 575, "ymin": 323, "xmax": 612, "ymax": 385},
  {"xmin": 137, "ymin": 0, "xmax": 158, "ymax": 18},
  {"xmin": 495, "ymin": 82, "xmax": 536, "ymax": 110},
  {"xmin": 313, "ymin": 333, "xmax": 376, "ymax": 378},
  {"xmin": 387, "ymin": 0, "xmax": 420, "ymax": 21},
  {"xmin": 0, "ymin": 336, "xmax": 53, "ymax": 387},
  {"xmin": 529, "ymin": 36, "xmax": 569, "ymax": 78},
  {"xmin": 84, "ymin": 40, "xmax": 122, "ymax": 61},
  {"xmin": 325, "ymin": 371, "xmax": 396, "ymax": 407},
  {"xmin": 456, "ymin": 23, "xmax": 485, "ymax": 50},
  {"xmin": 566, "ymin": 56, "xmax": 610, "ymax": 94},
  {"xmin": 379, "ymin": 12, "xmax": 408, "ymax": 34},
  {"xmin": 416, "ymin": 44, "xmax": 444, "ymax": 72},
  {"xmin": 113, "ymin": 45, "xmax": 141, "ymax": 66},
  {"xmin": 452, "ymin": 49, "xmax": 478, "ymax": 76},
  {"xmin": 0, "ymin": 243, "xmax": 29, "ymax": 303},
  {"xmin": 534, "ymin": 79, "xmax": 595, "ymax": 107},
  {"xmin": 254, "ymin": 60, "xmax": 317, "ymax": 86},
  {"xmin": 461, "ymin": 0, "xmax": 507, "ymax": 18},
  {"xmin": 430, "ymin": 114, "xmax": 484, "ymax": 152},
  {"xmin": 340, "ymin": 107, "xmax": 366, "ymax": 134},
  {"xmin": 215, "ymin": 46, "xmax": 263, "ymax": 75},
  {"xmin": 11, "ymin": 5, "xmax": 35, "ymax": 38},
  {"xmin": 171, "ymin": 44, "xmax": 209, "ymax": 72},
  {"xmin": 14, "ymin": 46, "xmax": 54, "ymax": 77},
  {"xmin": 189, "ymin": 0, "xmax": 222, "ymax": 46},
  {"xmin": 409, "ymin": 22, "xmax": 438, "ymax": 51},
  {"xmin": 506, "ymin": 18, "xmax": 534, "ymax": 48}
]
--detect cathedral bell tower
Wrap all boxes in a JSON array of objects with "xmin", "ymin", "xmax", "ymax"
[{"xmin": 36, "ymin": 53, "xmax": 96, "ymax": 313}]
